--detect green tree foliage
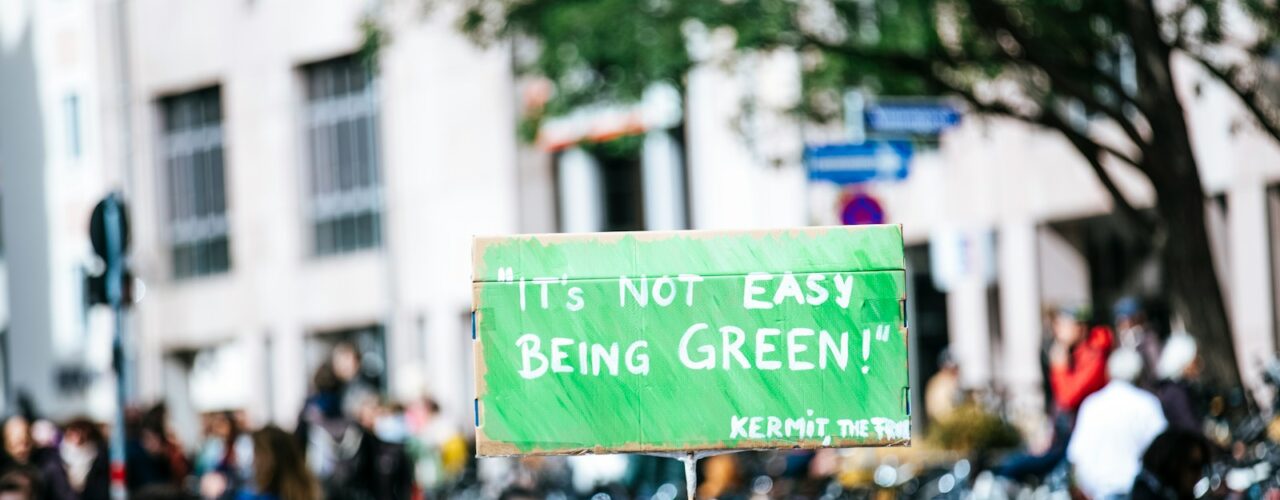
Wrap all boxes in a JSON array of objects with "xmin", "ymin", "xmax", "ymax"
[
  {"xmin": 460, "ymin": 0, "xmax": 1280, "ymax": 388},
  {"xmin": 461, "ymin": 0, "xmax": 692, "ymax": 115}
]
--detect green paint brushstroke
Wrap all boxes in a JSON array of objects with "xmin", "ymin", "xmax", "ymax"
[{"xmin": 474, "ymin": 225, "xmax": 904, "ymax": 282}]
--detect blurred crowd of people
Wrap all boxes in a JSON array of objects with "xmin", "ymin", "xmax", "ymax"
[
  {"xmin": 0, "ymin": 411, "xmax": 109, "ymax": 500},
  {"xmin": 0, "ymin": 343, "xmax": 469, "ymax": 500},
  {"xmin": 287, "ymin": 342, "xmax": 469, "ymax": 500},
  {"xmin": 0, "ymin": 303, "xmax": 1255, "ymax": 500},
  {"xmin": 980, "ymin": 299, "xmax": 1215, "ymax": 499}
]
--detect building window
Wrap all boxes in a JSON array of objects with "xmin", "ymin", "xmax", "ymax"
[
  {"xmin": 582, "ymin": 138, "xmax": 645, "ymax": 232},
  {"xmin": 1268, "ymin": 185, "xmax": 1280, "ymax": 347},
  {"xmin": 1207, "ymin": 193, "xmax": 1231, "ymax": 295},
  {"xmin": 303, "ymin": 55, "xmax": 382, "ymax": 256},
  {"xmin": 160, "ymin": 87, "xmax": 230, "ymax": 279},
  {"xmin": 65, "ymin": 93, "xmax": 81, "ymax": 160}
]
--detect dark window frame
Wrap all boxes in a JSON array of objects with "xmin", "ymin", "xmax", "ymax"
[
  {"xmin": 301, "ymin": 55, "xmax": 383, "ymax": 257},
  {"xmin": 159, "ymin": 86, "xmax": 231, "ymax": 280}
]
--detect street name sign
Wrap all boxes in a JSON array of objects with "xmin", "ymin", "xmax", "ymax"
[
  {"xmin": 805, "ymin": 141, "xmax": 913, "ymax": 185},
  {"xmin": 865, "ymin": 102, "xmax": 961, "ymax": 135},
  {"xmin": 472, "ymin": 225, "xmax": 910, "ymax": 456}
]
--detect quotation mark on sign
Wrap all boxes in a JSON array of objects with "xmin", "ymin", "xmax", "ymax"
[
  {"xmin": 860, "ymin": 324, "xmax": 892, "ymax": 374},
  {"xmin": 497, "ymin": 267, "xmax": 515, "ymax": 282}
]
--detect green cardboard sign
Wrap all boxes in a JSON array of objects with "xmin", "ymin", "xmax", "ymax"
[{"xmin": 472, "ymin": 225, "xmax": 909, "ymax": 456}]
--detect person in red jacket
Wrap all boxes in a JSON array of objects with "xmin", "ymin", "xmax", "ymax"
[
  {"xmin": 1048, "ymin": 310, "xmax": 1115, "ymax": 412},
  {"xmin": 996, "ymin": 306, "xmax": 1114, "ymax": 481}
]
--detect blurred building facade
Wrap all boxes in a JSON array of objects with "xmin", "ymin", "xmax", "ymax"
[
  {"xmin": 118, "ymin": 0, "xmax": 519, "ymax": 442},
  {"xmin": 0, "ymin": 0, "xmax": 128, "ymax": 420},
  {"xmin": 2, "ymin": 0, "xmax": 521, "ymax": 442}
]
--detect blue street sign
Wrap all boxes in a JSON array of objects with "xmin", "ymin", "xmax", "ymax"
[
  {"xmin": 865, "ymin": 102, "xmax": 961, "ymax": 135},
  {"xmin": 804, "ymin": 140, "xmax": 913, "ymax": 184}
]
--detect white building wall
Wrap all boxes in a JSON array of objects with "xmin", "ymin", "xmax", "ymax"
[
  {"xmin": 125, "ymin": 0, "xmax": 517, "ymax": 429},
  {"xmin": 0, "ymin": 0, "xmax": 124, "ymax": 420},
  {"xmin": 640, "ymin": 130, "xmax": 686, "ymax": 231},
  {"xmin": 1179, "ymin": 56, "xmax": 1280, "ymax": 404},
  {"xmin": 557, "ymin": 148, "xmax": 605, "ymax": 233},
  {"xmin": 686, "ymin": 50, "xmax": 807, "ymax": 230}
]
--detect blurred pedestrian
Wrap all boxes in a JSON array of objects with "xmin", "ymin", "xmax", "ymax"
[
  {"xmin": 297, "ymin": 362, "xmax": 343, "ymax": 433},
  {"xmin": 55, "ymin": 418, "xmax": 110, "ymax": 500},
  {"xmin": 1049, "ymin": 307, "xmax": 1113, "ymax": 413},
  {"xmin": 296, "ymin": 364, "xmax": 377, "ymax": 500},
  {"xmin": 6, "ymin": 414, "xmax": 83, "ymax": 500},
  {"xmin": 1067, "ymin": 348, "xmax": 1167, "ymax": 500},
  {"xmin": 28, "ymin": 422, "xmax": 56, "ymax": 453},
  {"xmin": 1153, "ymin": 333, "xmax": 1204, "ymax": 434},
  {"xmin": 1130, "ymin": 429, "xmax": 1211, "ymax": 500},
  {"xmin": 0, "ymin": 469, "xmax": 37, "ymax": 500},
  {"xmin": 924, "ymin": 349, "xmax": 961, "ymax": 423},
  {"xmin": 0, "ymin": 416, "xmax": 46, "ymax": 500},
  {"xmin": 196, "ymin": 411, "xmax": 251, "ymax": 499},
  {"xmin": 1114, "ymin": 297, "xmax": 1162, "ymax": 389},
  {"xmin": 697, "ymin": 454, "xmax": 741, "ymax": 499},
  {"xmin": 331, "ymin": 343, "xmax": 377, "ymax": 420},
  {"xmin": 2, "ymin": 416, "xmax": 34, "ymax": 468},
  {"xmin": 356, "ymin": 398, "xmax": 413, "ymax": 500},
  {"xmin": 995, "ymin": 306, "xmax": 1112, "ymax": 481},
  {"xmin": 240, "ymin": 426, "xmax": 319, "ymax": 500},
  {"xmin": 126, "ymin": 404, "xmax": 190, "ymax": 491},
  {"xmin": 406, "ymin": 397, "xmax": 464, "ymax": 496}
]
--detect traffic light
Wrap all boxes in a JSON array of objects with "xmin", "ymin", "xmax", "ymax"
[
  {"xmin": 86, "ymin": 192, "xmax": 132, "ymax": 307},
  {"xmin": 86, "ymin": 268, "xmax": 134, "ymax": 306}
]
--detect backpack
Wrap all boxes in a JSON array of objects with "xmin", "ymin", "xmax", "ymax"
[{"xmin": 306, "ymin": 419, "xmax": 374, "ymax": 500}]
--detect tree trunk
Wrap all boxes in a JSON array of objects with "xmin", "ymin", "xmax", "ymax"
[
  {"xmin": 1149, "ymin": 152, "xmax": 1242, "ymax": 389},
  {"xmin": 1122, "ymin": 0, "xmax": 1243, "ymax": 389}
]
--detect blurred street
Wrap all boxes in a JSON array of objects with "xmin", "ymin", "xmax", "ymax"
[{"xmin": 3, "ymin": 0, "xmax": 1280, "ymax": 498}]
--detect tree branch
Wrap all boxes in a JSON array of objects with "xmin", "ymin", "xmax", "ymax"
[
  {"xmin": 1040, "ymin": 107, "xmax": 1156, "ymax": 236},
  {"xmin": 898, "ymin": 65, "xmax": 1155, "ymax": 235},
  {"xmin": 965, "ymin": 0, "xmax": 1152, "ymax": 151},
  {"xmin": 1123, "ymin": 0, "xmax": 1177, "ymax": 100},
  {"xmin": 802, "ymin": 35, "xmax": 938, "ymax": 80},
  {"xmin": 967, "ymin": 0, "xmax": 1148, "ymax": 109},
  {"xmin": 1181, "ymin": 48, "xmax": 1280, "ymax": 146},
  {"xmin": 1072, "ymin": 125, "xmax": 1145, "ymax": 168},
  {"xmin": 950, "ymin": 89, "xmax": 1154, "ymax": 235}
]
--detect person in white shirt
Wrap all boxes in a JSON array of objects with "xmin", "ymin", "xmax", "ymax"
[{"xmin": 1067, "ymin": 347, "xmax": 1167, "ymax": 499}]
